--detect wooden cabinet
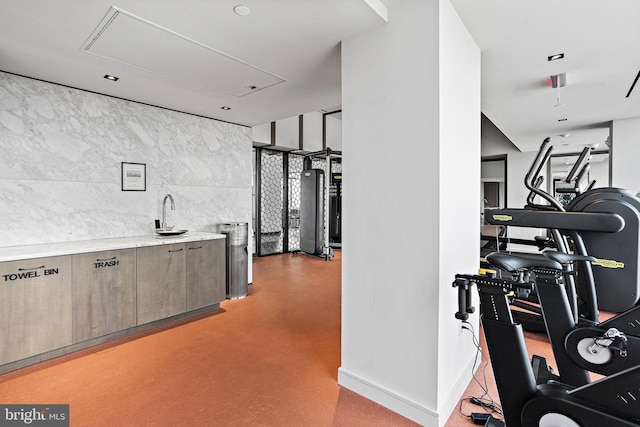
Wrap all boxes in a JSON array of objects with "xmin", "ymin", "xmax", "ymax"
[
  {"xmin": 0, "ymin": 235, "xmax": 226, "ymax": 371},
  {"xmin": 72, "ymin": 249, "xmax": 136, "ymax": 342},
  {"xmin": 0, "ymin": 256, "xmax": 72, "ymax": 365},
  {"xmin": 136, "ymin": 243, "xmax": 186, "ymax": 325},
  {"xmin": 186, "ymin": 239, "xmax": 225, "ymax": 310}
]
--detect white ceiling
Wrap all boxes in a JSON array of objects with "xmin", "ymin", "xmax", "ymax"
[
  {"xmin": 1, "ymin": 1, "xmax": 638, "ymax": 153},
  {"xmin": 0, "ymin": 0, "xmax": 386, "ymax": 127},
  {"xmin": 451, "ymin": 0, "xmax": 640, "ymax": 153}
]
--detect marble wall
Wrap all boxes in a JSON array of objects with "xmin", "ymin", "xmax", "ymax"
[{"xmin": 0, "ymin": 72, "xmax": 252, "ymax": 248}]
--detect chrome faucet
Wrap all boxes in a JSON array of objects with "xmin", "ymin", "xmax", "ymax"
[{"xmin": 161, "ymin": 194, "xmax": 175, "ymax": 231}]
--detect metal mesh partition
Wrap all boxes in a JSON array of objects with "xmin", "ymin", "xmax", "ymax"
[
  {"xmin": 258, "ymin": 150, "xmax": 284, "ymax": 255},
  {"xmin": 253, "ymin": 150, "xmax": 340, "ymax": 256},
  {"xmin": 288, "ymin": 154, "xmax": 304, "ymax": 252},
  {"xmin": 252, "ymin": 148, "xmax": 257, "ymax": 256}
]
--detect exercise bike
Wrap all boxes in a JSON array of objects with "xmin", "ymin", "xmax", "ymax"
[
  {"xmin": 484, "ymin": 251, "xmax": 640, "ymax": 387},
  {"xmin": 453, "ymin": 266, "xmax": 640, "ymax": 427}
]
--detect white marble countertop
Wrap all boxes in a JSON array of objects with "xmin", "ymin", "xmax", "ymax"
[{"xmin": 0, "ymin": 232, "xmax": 226, "ymax": 262}]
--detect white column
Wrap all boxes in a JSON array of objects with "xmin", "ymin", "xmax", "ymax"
[
  {"xmin": 339, "ymin": 1, "xmax": 480, "ymax": 425},
  {"xmin": 611, "ymin": 117, "xmax": 640, "ymax": 194}
]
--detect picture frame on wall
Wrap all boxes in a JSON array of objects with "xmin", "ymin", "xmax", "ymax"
[{"xmin": 121, "ymin": 162, "xmax": 146, "ymax": 191}]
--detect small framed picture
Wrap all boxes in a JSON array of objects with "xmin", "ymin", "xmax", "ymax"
[{"xmin": 121, "ymin": 162, "xmax": 146, "ymax": 191}]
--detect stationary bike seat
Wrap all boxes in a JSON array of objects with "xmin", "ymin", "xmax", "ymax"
[
  {"xmin": 486, "ymin": 252, "xmax": 562, "ymax": 273},
  {"xmin": 543, "ymin": 251, "xmax": 596, "ymax": 265}
]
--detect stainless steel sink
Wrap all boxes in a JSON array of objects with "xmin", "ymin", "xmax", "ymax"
[{"xmin": 155, "ymin": 229, "xmax": 188, "ymax": 236}]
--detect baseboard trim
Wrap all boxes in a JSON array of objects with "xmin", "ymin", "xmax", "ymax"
[
  {"xmin": 337, "ymin": 351, "xmax": 478, "ymax": 427},
  {"xmin": 439, "ymin": 351, "xmax": 478, "ymax": 425},
  {"xmin": 337, "ymin": 368, "xmax": 439, "ymax": 426}
]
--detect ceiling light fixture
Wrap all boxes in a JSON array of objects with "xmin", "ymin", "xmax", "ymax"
[
  {"xmin": 103, "ymin": 74, "xmax": 119, "ymax": 81},
  {"xmin": 558, "ymin": 118, "xmax": 568, "ymax": 122},
  {"xmin": 221, "ymin": 106, "xmax": 231, "ymax": 110},
  {"xmin": 626, "ymin": 70, "xmax": 640, "ymax": 98},
  {"xmin": 548, "ymin": 53, "xmax": 565, "ymax": 62},
  {"xmin": 233, "ymin": 5, "xmax": 251, "ymax": 16},
  {"xmin": 559, "ymin": 133, "xmax": 571, "ymax": 138}
]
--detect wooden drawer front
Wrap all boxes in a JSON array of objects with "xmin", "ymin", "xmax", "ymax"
[
  {"xmin": 72, "ymin": 249, "xmax": 136, "ymax": 342},
  {"xmin": 136, "ymin": 244, "xmax": 186, "ymax": 325},
  {"xmin": 0, "ymin": 256, "xmax": 72, "ymax": 364},
  {"xmin": 186, "ymin": 239, "xmax": 225, "ymax": 310}
]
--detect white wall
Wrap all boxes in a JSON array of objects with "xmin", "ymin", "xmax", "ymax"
[
  {"xmin": 303, "ymin": 112, "xmax": 323, "ymax": 151},
  {"xmin": 0, "ymin": 71, "xmax": 253, "ymax": 248},
  {"xmin": 503, "ymin": 150, "xmax": 545, "ymax": 245},
  {"xmin": 481, "ymin": 161, "xmax": 504, "ymax": 182},
  {"xmin": 325, "ymin": 114, "xmax": 342, "ymax": 151},
  {"xmin": 590, "ymin": 158, "xmax": 610, "ymax": 189},
  {"xmin": 436, "ymin": 0, "xmax": 481, "ymax": 419},
  {"xmin": 480, "ymin": 114, "xmax": 517, "ymax": 157},
  {"xmin": 252, "ymin": 122, "xmax": 271, "ymax": 145},
  {"xmin": 481, "ymin": 120, "xmax": 546, "ymax": 243},
  {"xmin": 252, "ymin": 111, "xmax": 327, "ymax": 152},
  {"xmin": 339, "ymin": 1, "xmax": 480, "ymax": 425},
  {"xmin": 506, "ymin": 150, "xmax": 539, "ymax": 209},
  {"xmin": 275, "ymin": 116, "xmax": 299, "ymax": 150},
  {"xmin": 611, "ymin": 117, "xmax": 640, "ymax": 193}
]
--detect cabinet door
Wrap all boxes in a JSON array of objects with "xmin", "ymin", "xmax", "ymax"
[
  {"xmin": 186, "ymin": 239, "xmax": 225, "ymax": 310},
  {"xmin": 72, "ymin": 249, "xmax": 136, "ymax": 342},
  {"xmin": 136, "ymin": 243, "xmax": 186, "ymax": 325},
  {"xmin": 0, "ymin": 256, "xmax": 72, "ymax": 364}
]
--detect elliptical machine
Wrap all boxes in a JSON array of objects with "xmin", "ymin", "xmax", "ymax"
[{"xmin": 487, "ymin": 137, "xmax": 640, "ymax": 325}]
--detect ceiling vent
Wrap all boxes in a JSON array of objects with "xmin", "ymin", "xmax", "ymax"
[{"xmin": 81, "ymin": 7, "xmax": 286, "ymax": 97}]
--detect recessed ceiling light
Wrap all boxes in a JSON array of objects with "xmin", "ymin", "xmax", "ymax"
[
  {"xmin": 234, "ymin": 5, "xmax": 251, "ymax": 16},
  {"xmin": 558, "ymin": 118, "xmax": 568, "ymax": 122},
  {"xmin": 559, "ymin": 133, "xmax": 571, "ymax": 138},
  {"xmin": 221, "ymin": 106, "xmax": 231, "ymax": 110},
  {"xmin": 104, "ymin": 74, "xmax": 119, "ymax": 81},
  {"xmin": 548, "ymin": 53, "xmax": 564, "ymax": 61}
]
